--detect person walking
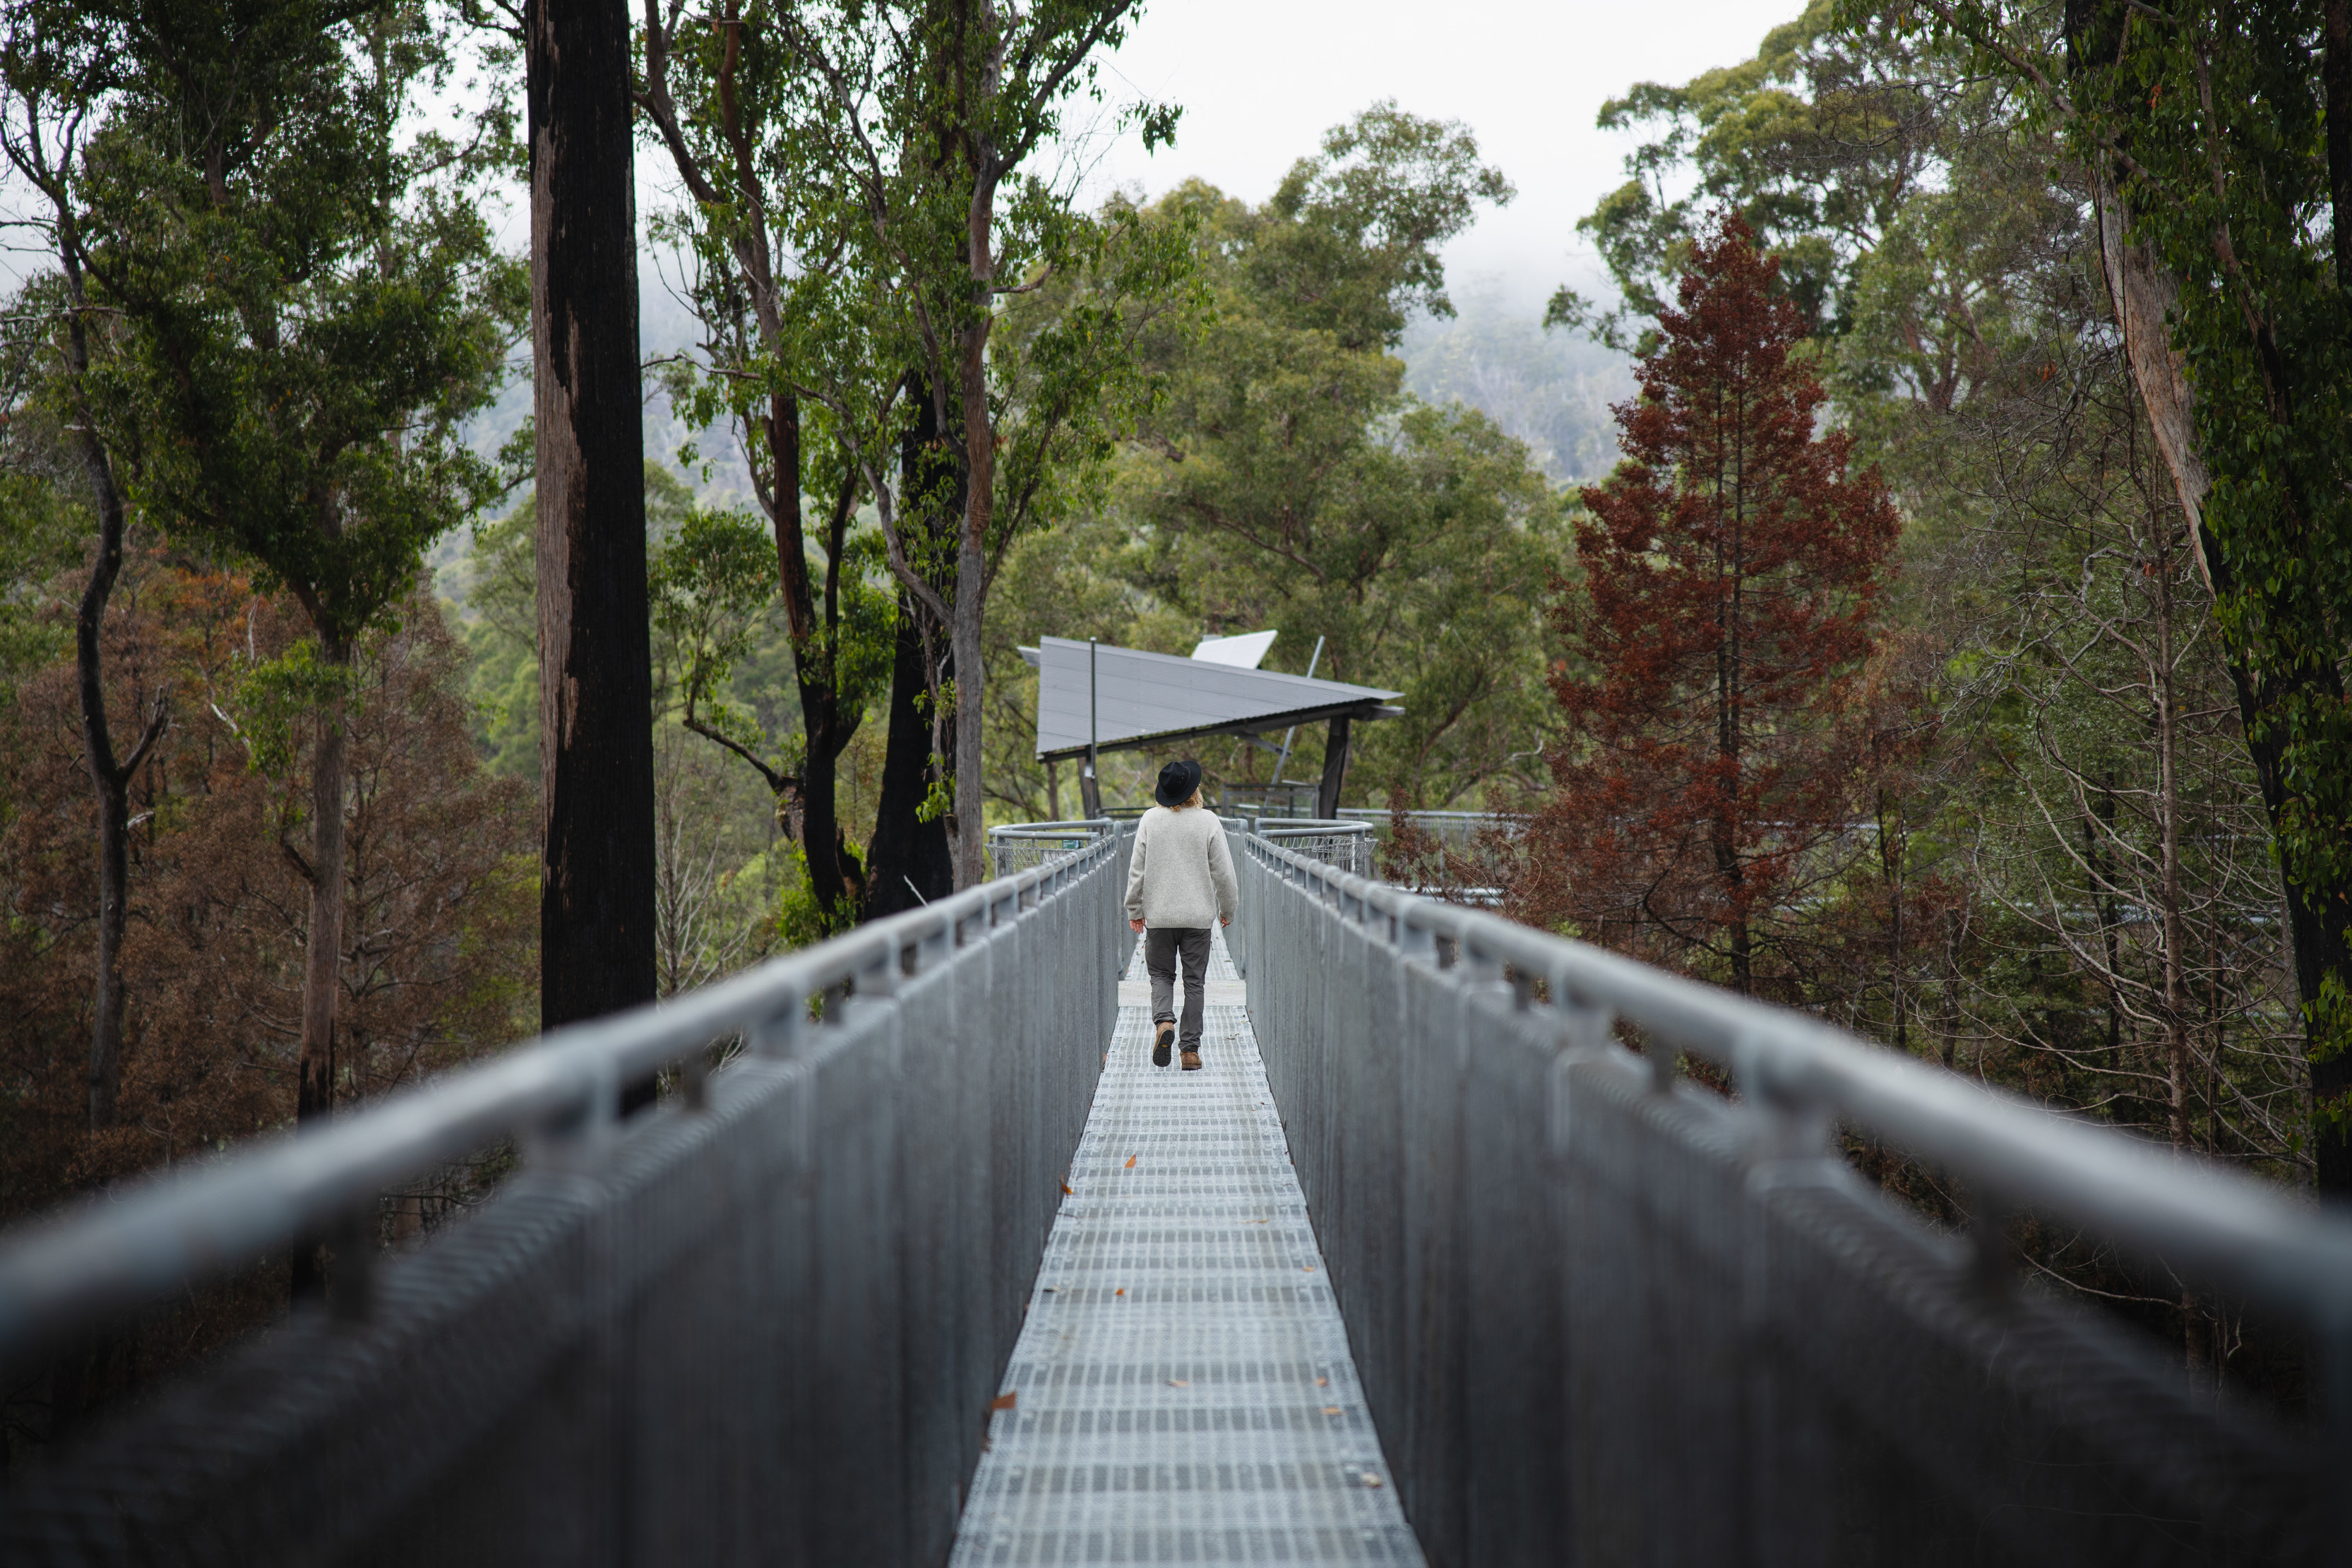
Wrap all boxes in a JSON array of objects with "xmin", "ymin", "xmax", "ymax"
[{"xmin": 1124, "ymin": 759, "xmax": 1238, "ymax": 1070}]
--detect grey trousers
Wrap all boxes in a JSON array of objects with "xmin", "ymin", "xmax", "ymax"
[{"xmin": 1144, "ymin": 926, "xmax": 1212, "ymax": 1048}]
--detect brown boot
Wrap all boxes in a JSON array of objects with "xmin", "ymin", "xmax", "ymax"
[
  {"xmin": 1181, "ymin": 1049, "xmax": 1202, "ymax": 1071},
  {"xmin": 1152, "ymin": 1022, "xmax": 1175, "ymax": 1067}
]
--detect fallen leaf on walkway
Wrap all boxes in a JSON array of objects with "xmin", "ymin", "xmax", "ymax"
[
  {"xmin": 1060, "ymin": 1180, "xmax": 1073, "ymax": 1195},
  {"xmin": 1322, "ymin": 1406, "xmax": 1343, "ymax": 1416},
  {"xmin": 1166, "ymin": 1379, "xmax": 1190, "ymax": 1388},
  {"xmin": 1301, "ymin": 1265, "xmax": 1315, "ymax": 1273},
  {"xmin": 1315, "ymin": 1377, "xmax": 1328, "ymax": 1387},
  {"xmin": 1124, "ymin": 1156, "xmax": 1137, "ymax": 1168},
  {"xmin": 991, "ymin": 1392, "xmax": 1017, "ymax": 1412},
  {"xmin": 1363, "ymin": 1475, "xmax": 1384, "ymax": 1488},
  {"xmin": 1115, "ymin": 1288, "xmax": 1126, "ymax": 1297}
]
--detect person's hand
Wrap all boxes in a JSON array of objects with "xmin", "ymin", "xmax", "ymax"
[
  {"xmin": 1128, "ymin": 918, "xmax": 1146, "ymax": 933},
  {"xmin": 1220, "ymin": 915, "xmax": 1232, "ymax": 927}
]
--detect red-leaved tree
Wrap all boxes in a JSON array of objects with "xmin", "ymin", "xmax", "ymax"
[{"xmin": 1515, "ymin": 215, "xmax": 1902, "ymax": 997}]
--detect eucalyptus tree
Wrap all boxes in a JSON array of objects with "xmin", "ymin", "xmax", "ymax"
[
  {"xmin": 530, "ymin": 0, "xmax": 660, "ymax": 1049},
  {"xmin": 643, "ymin": 0, "xmax": 1183, "ymax": 894},
  {"xmin": 1099, "ymin": 110, "xmax": 1554, "ymax": 813},
  {"xmin": 56, "ymin": 0, "xmax": 523, "ymax": 1154},
  {"xmin": 638, "ymin": 2, "xmax": 911, "ymax": 918},
  {"xmin": 1894, "ymin": 0, "xmax": 2352, "ymax": 1194},
  {"xmin": 0, "ymin": 1, "xmax": 169, "ymax": 1133}
]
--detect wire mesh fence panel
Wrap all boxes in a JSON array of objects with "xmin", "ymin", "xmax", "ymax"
[
  {"xmin": 1234, "ymin": 833, "xmax": 2337, "ymax": 1567},
  {"xmin": 986, "ymin": 822, "xmax": 1134, "ymax": 883},
  {"xmin": 1, "ymin": 842, "xmax": 1128, "ymax": 1568},
  {"xmin": 1256, "ymin": 825, "xmax": 1374, "ymax": 878}
]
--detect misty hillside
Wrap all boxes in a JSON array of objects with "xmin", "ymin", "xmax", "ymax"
[
  {"xmin": 1398, "ymin": 279, "xmax": 1630, "ymax": 486},
  {"xmin": 456, "ymin": 263, "xmax": 1632, "ymax": 523}
]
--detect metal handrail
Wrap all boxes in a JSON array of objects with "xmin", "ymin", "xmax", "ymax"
[
  {"xmin": 0, "ymin": 828, "xmax": 1123, "ymax": 1370},
  {"xmin": 1241, "ymin": 831, "xmax": 2352, "ymax": 1372},
  {"xmin": 1255, "ymin": 819, "xmax": 1372, "ymax": 839}
]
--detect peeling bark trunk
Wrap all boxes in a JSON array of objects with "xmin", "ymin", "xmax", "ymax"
[
  {"xmin": 2091, "ymin": 171, "xmax": 2215, "ymax": 585},
  {"xmin": 2089, "ymin": 162, "xmax": 2352, "ymax": 1195}
]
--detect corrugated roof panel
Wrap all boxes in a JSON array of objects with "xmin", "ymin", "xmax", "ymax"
[{"xmin": 1034, "ymin": 637, "xmax": 1400, "ymax": 758}]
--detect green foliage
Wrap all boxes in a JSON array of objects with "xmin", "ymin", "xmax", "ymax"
[
  {"xmin": 988, "ymin": 108, "xmax": 1560, "ymax": 818},
  {"xmin": 1249, "ymin": 100, "xmax": 1515, "ymax": 352},
  {"xmin": 1906, "ymin": 0, "xmax": 2352, "ymax": 1164},
  {"xmin": 0, "ymin": 417, "xmax": 88, "ymax": 700},
  {"xmin": 452, "ymin": 462, "xmax": 705, "ymax": 782},
  {"xmin": 650, "ymin": 504, "xmax": 783, "ymax": 724},
  {"xmin": 1555, "ymin": 0, "xmax": 2058, "ymax": 371},
  {"xmin": 229, "ymin": 639, "xmax": 360, "ymax": 781},
  {"xmin": 771, "ymin": 839, "xmax": 859, "ymax": 950},
  {"xmin": 75, "ymin": 0, "xmax": 525, "ymax": 653}
]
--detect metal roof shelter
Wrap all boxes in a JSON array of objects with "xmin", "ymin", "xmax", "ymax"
[{"xmin": 1023, "ymin": 635, "xmax": 1400, "ymax": 818}]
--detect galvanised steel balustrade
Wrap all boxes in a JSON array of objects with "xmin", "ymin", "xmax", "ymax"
[
  {"xmin": 0, "ymin": 830, "xmax": 1130, "ymax": 1567},
  {"xmin": 1253, "ymin": 818, "xmax": 1375, "ymax": 878},
  {"xmin": 8, "ymin": 813, "xmax": 2350, "ymax": 1566},
  {"xmin": 986, "ymin": 820, "xmax": 1125, "ymax": 879},
  {"xmin": 1230, "ymin": 827, "xmax": 2351, "ymax": 1567}
]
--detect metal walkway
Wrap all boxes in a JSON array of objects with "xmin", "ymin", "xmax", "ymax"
[{"xmin": 950, "ymin": 930, "xmax": 1423, "ymax": 1566}]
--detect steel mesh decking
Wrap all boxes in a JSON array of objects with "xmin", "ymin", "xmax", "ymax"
[{"xmin": 950, "ymin": 930, "xmax": 1423, "ymax": 1567}]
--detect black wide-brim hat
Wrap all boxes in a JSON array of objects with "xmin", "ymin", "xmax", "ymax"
[{"xmin": 1154, "ymin": 758, "xmax": 1204, "ymax": 808}]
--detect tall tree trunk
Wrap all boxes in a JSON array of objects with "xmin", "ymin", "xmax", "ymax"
[
  {"xmin": 1878, "ymin": 786, "xmax": 1906, "ymax": 1053},
  {"xmin": 2154, "ymin": 537, "xmax": 2189, "ymax": 1153},
  {"xmin": 296, "ymin": 665, "xmax": 349, "ymax": 1130},
  {"xmin": 949, "ymin": 518, "xmax": 985, "ymax": 887},
  {"xmin": 768, "ymin": 397, "xmax": 863, "ymax": 919},
  {"xmin": 2324, "ymin": 0, "xmax": 2350, "ymax": 287},
  {"xmin": 44, "ymin": 192, "xmax": 168, "ymax": 1135},
  {"xmin": 530, "ymin": 0, "xmax": 658, "ymax": 1058},
  {"xmin": 640, "ymin": 9, "xmax": 871, "ymax": 922},
  {"xmin": 865, "ymin": 596, "xmax": 953, "ymax": 919},
  {"xmin": 68, "ymin": 376, "xmax": 162, "ymax": 1134},
  {"xmin": 87, "ymin": 761, "xmax": 131, "ymax": 1130},
  {"xmin": 287, "ymin": 653, "xmax": 347, "ymax": 1303},
  {"xmin": 2084, "ymin": 116, "xmax": 2352, "ymax": 1196},
  {"xmin": 950, "ymin": 34, "xmax": 1005, "ymax": 897},
  {"xmin": 1714, "ymin": 463, "xmax": 1750, "ymax": 996},
  {"xmin": 867, "ymin": 378, "xmax": 959, "ymax": 919},
  {"xmin": 950, "ymin": 318, "xmax": 989, "ymax": 889}
]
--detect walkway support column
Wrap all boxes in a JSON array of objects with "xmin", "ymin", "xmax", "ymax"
[
  {"xmin": 1315, "ymin": 714, "xmax": 1352, "ymax": 819},
  {"xmin": 1080, "ymin": 637, "xmax": 1102, "ymax": 817}
]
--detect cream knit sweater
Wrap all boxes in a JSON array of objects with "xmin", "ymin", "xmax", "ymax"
[{"xmin": 1123, "ymin": 805, "xmax": 1240, "ymax": 929}]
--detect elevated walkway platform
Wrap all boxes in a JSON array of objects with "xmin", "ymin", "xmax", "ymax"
[{"xmin": 951, "ymin": 930, "xmax": 1422, "ymax": 1565}]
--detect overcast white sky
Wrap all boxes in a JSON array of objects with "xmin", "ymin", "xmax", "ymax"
[{"xmin": 1056, "ymin": 0, "xmax": 1803, "ymax": 311}]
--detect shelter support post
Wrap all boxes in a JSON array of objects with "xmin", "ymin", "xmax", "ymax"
[
  {"xmin": 1314, "ymin": 714, "xmax": 1352, "ymax": 819},
  {"xmin": 1080, "ymin": 744, "xmax": 1102, "ymax": 818}
]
